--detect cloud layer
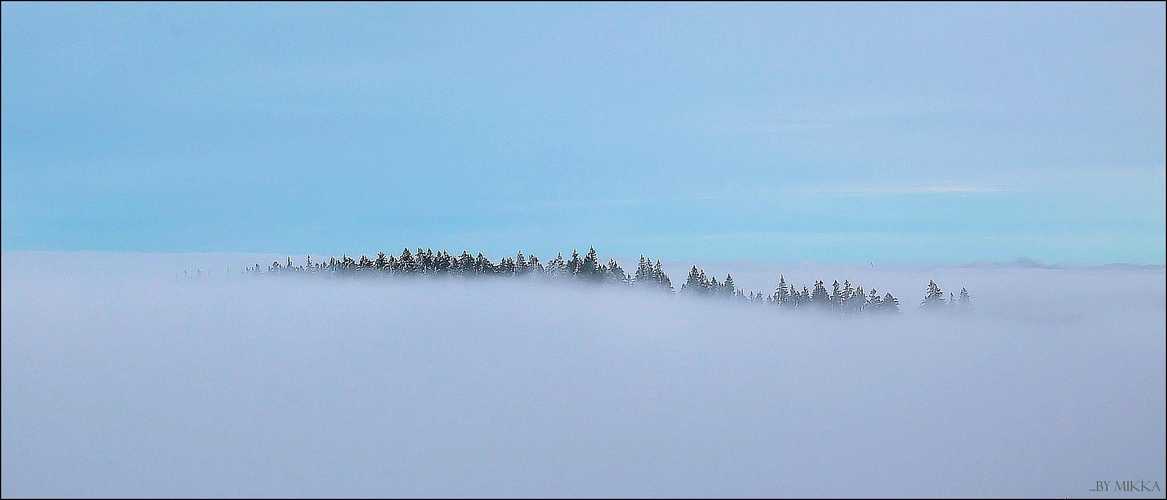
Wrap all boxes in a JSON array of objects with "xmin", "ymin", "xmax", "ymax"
[{"xmin": 2, "ymin": 252, "xmax": 1164, "ymax": 497}]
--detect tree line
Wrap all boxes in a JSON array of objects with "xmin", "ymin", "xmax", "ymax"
[{"xmin": 247, "ymin": 247, "xmax": 971, "ymax": 315}]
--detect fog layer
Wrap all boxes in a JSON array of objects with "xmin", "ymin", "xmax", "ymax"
[{"xmin": 3, "ymin": 253, "xmax": 1164, "ymax": 497}]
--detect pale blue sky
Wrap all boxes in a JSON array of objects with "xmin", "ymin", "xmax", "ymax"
[{"xmin": 2, "ymin": 2, "xmax": 1164, "ymax": 264}]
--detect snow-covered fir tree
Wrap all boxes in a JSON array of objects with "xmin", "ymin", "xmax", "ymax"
[
  {"xmin": 652, "ymin": 260, "xmax": 672, "ymax": 292},
  {"xmin": 724, "ymin": 274, "xmax": 737, "ymax": 299},
  {"xmin": 605, "ymin": 259, "xmax": 629, "ymax": 284},
  {"xmin": 545, "ymin": 253, "xmax": 566, "ymax": 279},
  {"xmin": 848, "ymin": 285, "xmax": 865, "ymax": 315},
  {"xmin": 634, "ymin": 256, "xmax": 653, "ymax": 285},
  {"xmin": 398, "ymin": 248, "xmax": 416, "ymax": 274},
  {"xmin": 882, "ymin": 292, "xmax": 900, "ymax": 313},
  {"xmin": 957, "ymin": 287, "xmax": 972, "ymax": 312},
  {"xmin": 867, "ymin": 287, "xmax": 882, "ymax": 310},
  {"xmin": 682, "ymin": 266, "xmax": 705, "ymax": 296},
  {"xmin": 773, "ymin": 275, "xmax": 790, "ymax": 307},
  {"xmin": 498, "ymin": 257, "xmax": 516, "ymax": 276},
  {"xmin": 578, "ymin": 247, "xmax": 603, "ymax": 283},
  {"xmin": 919, "ymin": 280, "xmax": 947, "ymax": 311},
  {"xmin": 812, "ymin": 280, "xmax": 831, "ymax": 310}
]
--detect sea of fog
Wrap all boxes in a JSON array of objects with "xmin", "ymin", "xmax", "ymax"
[{"xmin": 2, "ymin": 252, "xmax": 1164, "ymax": 497}]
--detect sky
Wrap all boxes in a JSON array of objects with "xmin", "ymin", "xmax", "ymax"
[{"xmin": 2, "ymin": 2, "xmax": 1164, "ymax": 264}]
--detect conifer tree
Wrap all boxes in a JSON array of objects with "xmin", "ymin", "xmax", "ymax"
[
  {"xmin": 867, "ymin": 287, "xmax": 882, "ymax": 310},
  {"xmin": 606, "ymin": 259, "xmax": 629, "ymax": 284},
  {"xmin": 579, "ymin": 247, "xmax": 602, "ymax": 282},
  {"xmin": 812, "ymin": 280, "xmax": 831, "ymax": 309},
  {"xmin": 474, "ymin": 252, "xmax": 494, "ymax": 275},
  {"xmin": 414, "ymin": 248, "xmax": 427, "ymax": 273},
  {"xmin": 774, "ymin": 275, "xmax": 790, "ymax": 307},
  {"xmin": 883, "ymin": 292, "xmax": 900, "ymax": 313},
  {"xmin": 722, "ymin": 274, "xmax": 737, "ymax": 299},
  {"xmin": 850, "ymin": 286, "xmax": 865, "ymax": 314},
  {"xmin": 957, "ymin": 287, "xmax": 972, "ymax": 311},
  {"xmin": 516, "ymin": 252, "xmax": 528, "ymax": 275},
  {"xmin": 498, "ymin": 257, "xmax": 516, "ymax": 276},
  {"xmin": 437, "ymin": 251, "xmax": 454, "ymax": 274},
  {"xmin": 399, "ymin": 248, "xmax": 416, "ymax": 274},
  {"xmin": 456, "ymin": 251, "xmax": 474, "ymax": 275},
  {"xmin": 635, "ymin": 256, "xmax": 653, "ymax": 285},
  {"xmin": 421, "ymin": 248, "xmax": 436, "ymax": 274},
  {"xmin": 682, "ymin": 266, "xmax": 703, "ymax": 295},
  {"xmin": 653, "ymin": 260, "xmax": 672, "ymax": 292},
  {"xmin": 919, "ymin": 280, "xmax": 946, "ymax": 311},
  {"xmin": 567, "ymin": 250, "xmax": 583, "ymax": 277},
  {"xmin": 546, "ymin": 253, "xmax": 568, "ymax": 279}
]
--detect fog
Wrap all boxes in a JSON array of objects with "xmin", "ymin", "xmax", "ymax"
[{"xmin": 3, "ymin": 252, "xmax": 1164, "ymax": 497}]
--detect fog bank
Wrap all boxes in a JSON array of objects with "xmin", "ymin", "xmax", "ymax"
[{"xmin": 3, "ymin": 252, "xmax": 1164, "ymax": 497}]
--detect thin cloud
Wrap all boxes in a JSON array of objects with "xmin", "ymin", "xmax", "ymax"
[{"xmin": 3, "ymin": 252, "xmax": 1163, "ymax": 497}]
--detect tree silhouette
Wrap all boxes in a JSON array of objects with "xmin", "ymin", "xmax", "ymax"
[{"xmin": 253, "ymin": 247, "xmax": 950, "ymax": 318}]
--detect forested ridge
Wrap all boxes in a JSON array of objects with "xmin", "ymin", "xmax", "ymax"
[{"xmin": 242, "ymin": 247, "xmax": 972, "ymax": 314}]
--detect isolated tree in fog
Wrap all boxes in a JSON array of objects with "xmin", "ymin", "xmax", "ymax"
[{"xmin": 919, "ymin": 280, "xmax": 947, "ymax": 311}]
